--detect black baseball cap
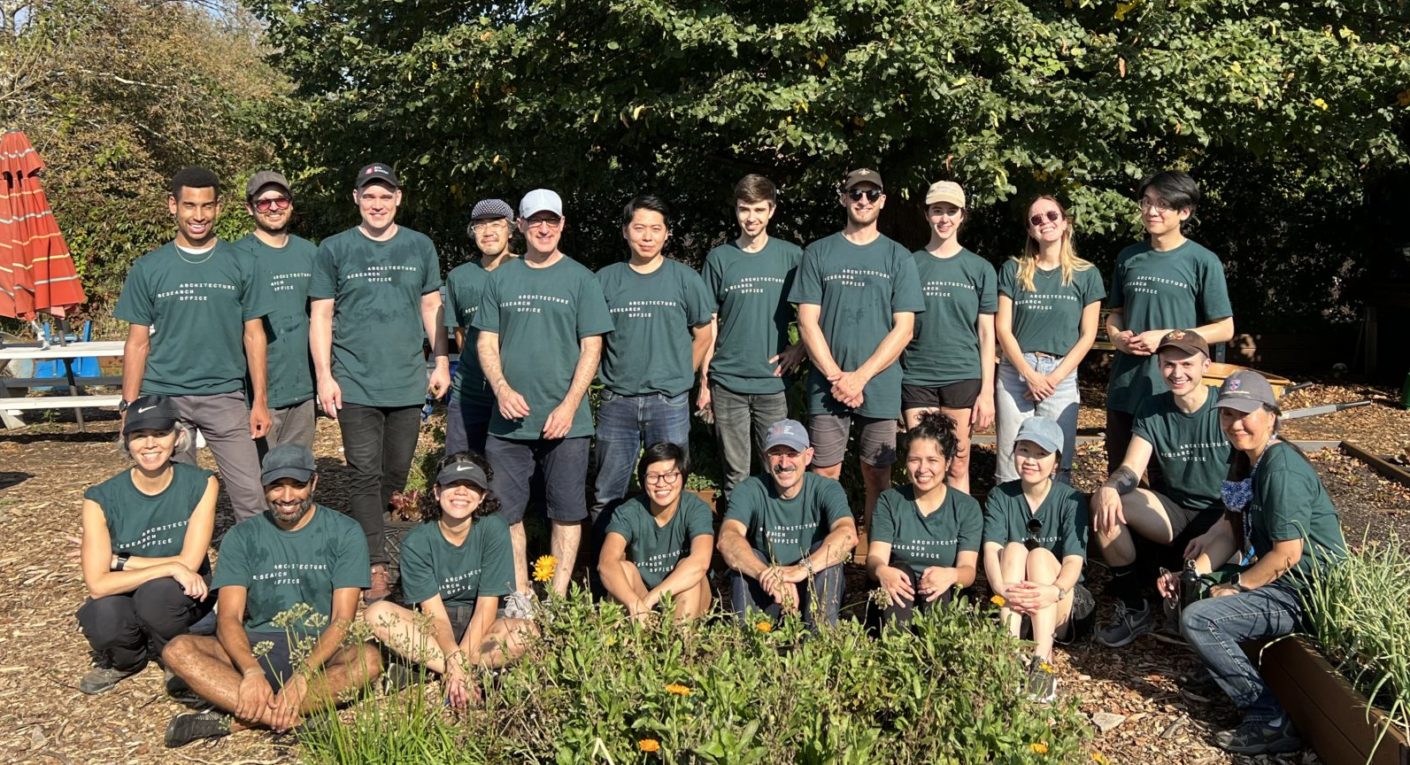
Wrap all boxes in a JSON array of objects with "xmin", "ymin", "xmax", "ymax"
[
  {"xmin": 355, "ymin": 162, "xmax": 399, "ymax": 190},
  {"xmin": 122, "ymin": 395, "xmax": 178, "ymax": 435},
  {"xmin": 435, "ymin": 458, "xmax": 490, "ymax": 489},
  {"xmin": 261, "ymin": 443, "xmax": 317, "ymax": 485}
]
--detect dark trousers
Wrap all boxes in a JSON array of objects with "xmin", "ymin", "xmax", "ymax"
[
  {"xmin": 1105, "ymin": 408, "xmax": 1136, "ymax": 475},
  {"xmin": 880, "ymin": 568, "xmax": 954, "ymax": 626},
  {"xmin": 730, "ymin": 548, "xmax": 844, "ymax": 627},
  {"xmin": 76, "ymin": 578, "xmax": 212, "ymax": 672},
  {"xmin": 338, "ymin": 403, "xmax": 422, "ymax": 565}
]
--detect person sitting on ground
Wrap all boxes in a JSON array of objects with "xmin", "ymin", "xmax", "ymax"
[
  {"xmin": 598, "ymin": 442, "xmax": 715, "ymax": 621},
  {"xmin": 868, "ymin": 411, "xmax": 981, "ymax": 625},
  {"xmin": 76, "ymin": 395, "xmax": 217, "ymax": 695},
  {"xmin": 718, "ymin": 419, "xmax": 858, "ymax": 627},
  {"xmin": 1169, "ymin": 370, "xmax": 1346, "ymax": 756},
  {"xmin": 160, "ymin": 443, "xmax": 381, "ymax": 748},
  {"xmin": 982, "ymin": 416, "xmax": 1089, "ymax": 703},
  {"xmin": 1094, "ymin": 330, "xmax": 1231, "ymax": 647},
  {"xmin": 365, "ymin": 452, "xmax": 537, "ymax": 709}
]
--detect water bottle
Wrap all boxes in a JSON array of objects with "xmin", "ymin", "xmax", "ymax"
[{"xmin": 1180, "ymin": 560, "xmax": 1202, "ymax": 610}]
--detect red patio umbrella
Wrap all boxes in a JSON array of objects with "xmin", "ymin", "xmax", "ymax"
[{"xmin": 0, "ymin": 131, "xmax": 86, "ymax": 321}]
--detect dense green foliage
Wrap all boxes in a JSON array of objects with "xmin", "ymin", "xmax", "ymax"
[{"xmin": 301, "ymin": 590, "xmax": 1092, "ymax": 764}]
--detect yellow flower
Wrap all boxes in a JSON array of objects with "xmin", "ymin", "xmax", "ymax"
[
  {"xmin": 532, "ymin": 555, "xmax": 556, "ymax": 583},
  {"xmin": 990, "ymin": 594, "xmax": 1006, "ymax": 607},
  {"xmin": 755, "ymin": 620, "xmax": 773, "ymax": 633},
  {"xmin": 638, "ymin": 738, "xmax": 661, "ymax": 753},
  {"xmin": 1312, "ymin": 97, "xmax": 1329, "ymax": 110},
  {"xmin": 1031, "ymin": 741, "xmax": 1049, "ymax": 754},
  {"xmin": 1039, "ymin": 661, "xmax": 1054, "ymax": 674},
  {"xmin": 1113, "ymin": 1, "xmax": 1137, "ymax": 21},
  {"xmin": 664, "ymin": 683, "xmax": 691, "ymax": 696},
  {"xmin": 1092, "ymin": 753, "xmax": 1111, "ymax": 765}
]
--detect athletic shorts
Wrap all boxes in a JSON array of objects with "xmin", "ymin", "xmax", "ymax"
[{"xmin": 901, "ymin": 379, "xmax": 983, "ymax": 411}]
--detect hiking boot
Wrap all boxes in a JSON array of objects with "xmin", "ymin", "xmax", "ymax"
[
  {"xmin": 79, "ymin": 664, "xmax": 143, "ymax": 695},
  {"xmin": 1096, "ymin": 599, "xmax": 1153, "ymax": 648},
  {"xmin": 1024, "ymin": 657, "xmax": 1057, "ymax": 703},
  {"xmin": 364, "ymin": 564, "xmax": 391, "ymax": 605},
  {"xmin": 1215, "ymin": 715, "xmax": 1302, "ymax": 754},
  {"xmin": 164, "ymin": 710, "xmax": 232, "ymax": 748}
]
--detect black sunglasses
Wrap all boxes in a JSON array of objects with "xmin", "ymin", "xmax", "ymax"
[
  {"xmin": 1028, "ymin": 210, "xmax": 1061, "ymax": 227},
  {"xmin": 846, "ymin": 188, "xmax": 883, "ymax": 202},
  {"xmin": 1023, "ymin": 517, "xmax": 1043, "ymax": 551}
]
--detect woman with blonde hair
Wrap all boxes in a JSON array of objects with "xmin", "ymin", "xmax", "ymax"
[{"xmin": 994, "ymin": 196, "xmax": 1105, "ymax": 483}]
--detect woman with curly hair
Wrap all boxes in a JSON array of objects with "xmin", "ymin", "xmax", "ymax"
[{"xmin": 365, "ymin": 452, "xmax": 536, "ymax": 709}]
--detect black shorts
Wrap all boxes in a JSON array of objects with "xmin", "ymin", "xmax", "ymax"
[
  {"xmin": 901, "ymin": 379, "xmax": 983, "ymax": 411},
  {"xmin": 246, "ymin": 630, "xmax": 297, "ymax": 689}
]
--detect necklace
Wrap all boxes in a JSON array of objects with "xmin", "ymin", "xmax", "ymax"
[{"xmin": 176, "ymin": 245, "xmax": 217, "ymax": 265}]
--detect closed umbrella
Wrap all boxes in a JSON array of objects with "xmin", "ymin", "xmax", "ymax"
[{"xmin": 0, "ymin": 131, "xmax": 86, "ymax": 321}]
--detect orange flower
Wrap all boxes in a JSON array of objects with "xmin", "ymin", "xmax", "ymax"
[
  {"xmin": 755, "ymin": 620, "xmax": 773, "ymax": 633},
  {"xmin": 664, "ymin": 683, "xmax": 691, "ymax": 696},
  {"xmin": 1031, "ymin": 741, "xmax": 1049, "ymax": 754},
  {"xmin": 990, "ymin": 594, "xmax": 1006, "ymax": 607},
  {"xmin": 638, "ymin": 738, "xmax": 661, "ymax": 753}
]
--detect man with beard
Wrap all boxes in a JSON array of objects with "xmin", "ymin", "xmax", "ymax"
[
  {"xmin": 237, "ymin": 171, "xmax": 318, "ymax": 453},
  {"xmin": 717, "ymin": 419, "xmax": 858, "ymax": 627},
  {"xmin": 159, "ymin": 444, "xmax": 380, "ymax": 748}
]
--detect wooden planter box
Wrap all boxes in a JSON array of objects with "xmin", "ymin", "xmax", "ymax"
[{"xmin": 1251, "ymin": 636, "xmax": 1410, "ymax": 765}]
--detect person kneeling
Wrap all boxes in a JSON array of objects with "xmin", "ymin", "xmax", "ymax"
[
  {"xmin": 365, "ymin": 453, "xmax": 537, "ymax": 709},
  {"xmin": 982, "ymin": 417, "xmax": 1089, "ymax": 703},
  {"xmin": 869, "ymin": 411, "xmax": 981, "ymax": 625},
  {"xmin": 598, "ymin": 443, "xmax": 714, "ymax": 621},
  {"xmin": 718, "ymin": 419, "xmax": 857, "ymax": 627},
  {"xmin": 160, "ymin": 444, "xmax": 381, "ymax": 747}
]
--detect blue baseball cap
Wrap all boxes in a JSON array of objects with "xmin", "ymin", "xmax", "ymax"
[
  {"xmin": 763, "ymin": 419, "xmax": 810, "ymax": 452},
  {"xmin": 1015, "ymin": 417, "xmax": 1063, "ymax": 455},
  {"xmin": 519, "ymin": 189, "xmax": 563, "ymax": 219}
]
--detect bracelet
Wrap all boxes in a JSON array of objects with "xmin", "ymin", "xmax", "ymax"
[{"xmin": 114, "ymin": 552, "xmax": 131, "ymax": 571}]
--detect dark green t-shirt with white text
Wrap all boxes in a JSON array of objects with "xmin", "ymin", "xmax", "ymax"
[
  {"xmin": 604, "ymin": 492, "xmax": 714, "ymax": 589},
  {"xmin": 1248, "ymin": 442, "xmax": 1347, "ymax": 584},
  {"xmin": 902, "ymin": 248, "xmax": 997, "ymax": 387},
  {"xmin": 702, "ymin": 239, "xmax": 803, "ymax": 395},
  {"xmin": 236, "ymin": 234, "xmax": 317, "ymax": 409},
  {"xmin": 724, "ymin": 474, "xmax": 853, "ymax": 566},
  {"xmin": 85, "ymin": 463, "xmax": 213, "ymax": 560},
  {"xmin": 398, "ymin": 513, "xmax": 515, "ymax": 609},
  {"xmin": 445, "ymin": 258, "xmax": 497, "ymax": 408},
  {"xmin": 871, "ymin": 485, "xmax": 983, "ymax": 580},
  {"xmin": 997, "ymin": 259, "xmax": 1105, "ymax": 357},
  {"xmin": 1132, "ymin": 386, "xmax": 1229, "ymax": 514},
  {"xmin": 597, "ymin": 259, "xmax": 714, "ymax": 397},
  {"xmin": 983, "ymin": 481, "xmax": 1089, "ymax": 576}
]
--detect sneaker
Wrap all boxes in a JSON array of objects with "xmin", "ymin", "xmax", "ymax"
[
  {"xmin": 1024, "ymin": 657, "xmax": 1057, "ymax": 703},
  {"xmin": 1096, "ymin": 599, "xmax": 1153, "ymax": 648},
  {"xmin": 164, "ymin": 710, "xmax": 232, "ymax": 748},
  {"xmin": 164, "ymin": 669, "xmax": 209, "ymax": 709},
  {"xmin": 79, "ymin": 664, "xmax": 143, "ymax": 695},
  {"xmin": 1215, "ymin": 716, "xmax": 1302, "ymax": 754},
  {"xmin": 365, "ymin": 564, "xmax": 392, "ymax": 604},
  {"xmin": 503, "ymin": 590, "xmax": 537, "ymax": 621}
]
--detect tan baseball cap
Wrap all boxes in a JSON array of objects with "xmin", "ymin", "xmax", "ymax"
[{"xmin": 924, "ymin": 181, "xmax": 966, "ymax": 208}]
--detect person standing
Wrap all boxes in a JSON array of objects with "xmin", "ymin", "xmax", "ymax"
[
  {"xmin": 698, "ymin": 174, "xmax": 806, "ymax": 498},
  {"xmin": 789, "ymin": 168, "xmax": 924, "ymax": 563},
  {"xmin": 899, "ymin": 181, "xmax": 996, "ymax": 494},
  {"xmin": 308, "ymin": 162, "xmax": 451, "ymax": 603},
  {"xmin": 475, "ymin": 189, "xmax": 614, "ymax": 597},
  {"xmin": 444, "ymin": 199, "xmax": 518, "ymax": 455},
  {"xmin": 115, "ymin": 167, "xmax": 272, "ymax": 523},
  {"xmin": 592, "ymin": 195, "xmax": 713, "ymax": 521},
  {"xmin": 237, "ymin": 171, "xmax": 317, "ymax": 453}
]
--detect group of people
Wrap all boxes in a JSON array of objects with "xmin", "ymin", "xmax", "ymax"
[{"xmin": 72, "ymin": 164, "xmax": 1348, "ymax": 756}]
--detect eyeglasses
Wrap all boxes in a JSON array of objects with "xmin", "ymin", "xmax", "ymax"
[
  {"xmin": 1023, "ymin": 517, "xmax": 1043, "ymax": 551},
  {"xmin": 644, "ymin": 469, "xmax": 681, "ymax": 486},
  {"xmin": 253, "ymin": 197, "xmax": 291, "ymax": 213},
  {"xmin": 525, "ymin": 217, "xmax": 563, "ymax": 230},
  {"xmin": 1028, "ymin": 210, "xmax": 1062, "ymax": 227},
  {"xmin": 1138, "ymin": 198, "xmax": 1174, "ymax": 213},
  {"xmin": 471, "ymin": 220, "xmax": 509, "ymax": 232},
  {"xmin": 846, "ymin": 189, "xmax": 883, "ymax": 203}
]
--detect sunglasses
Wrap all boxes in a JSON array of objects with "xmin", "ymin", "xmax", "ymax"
[
  {"xmin": 1023, "ymin": 517, "xmax": 1043, "ymax": 551},
  {"xmin": 253, "ymin": 197, "xmax": 291, "ymax": 213},
  {"xmin": 1028, "ymin": 210, "xmax": 1062, "ymax": 227},
  {"xmin": 846, "ymin": 189, "xmax": 883, "ymax": 202}
]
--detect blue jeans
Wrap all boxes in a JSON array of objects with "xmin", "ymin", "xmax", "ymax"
[
  {"xmin": 1180, "ymin": 581, "xmax": 1303, "ymax": 722},
  {"xmin": 730, "ymin": 548, "xmax": 844, "ymax": 628},
  {"xmin": 994, "ymin": 354, "xmax": 1080, "ymax": 482},
  {"xmin": 591, "ymin": 390, "xmax": 691, "ymax": 522},
  {"xmin": 445, "ymin": 395, "xmax": 492, "ymax": 456}
]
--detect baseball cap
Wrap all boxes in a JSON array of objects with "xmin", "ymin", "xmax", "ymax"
[
  {"xmin": 355, "ymin": 162, "xmax": 399, "ymax": 190},
  {"xmin": 924, "ymin": 180, "xmax": 965, "ymax": 208},
  {"xmin": 122, "ymin": 395, "xmax": 177, "ymax": 436},
  {"xmin": 519, "ymin": 189, "xmax": 564, "ymax": 219},
  {"xmin": 842, "ymin": 168, "xmax": 884, "ymax": 191},
  {"xmin": 1215, "ymin": 370, "xmax": 1280, "ymax": 414},
  {"xmin": 470, "ymin": 198, "xmax": 515, "ymax": 221},
  {"xmin": 763, "ymin": 419, "xmax": 810, "ymax": 452},
  {"xmin": 261, "ymin": 443, "xmax": 317, "ymax": 486},
  {"xmin": 1015, "ymin": 417, "xmax": 1064, "ymax": 455},
  {"xmin": 246, "ymin": 171, "xmax": 291, "ymax": 200},
  {"xmin": 1156, "ymin": 329, "xmax": 1210, "ymax": 358},
  {"xmin": 435, "ymin": 458, "xmax": 490, "ymax": 489}
]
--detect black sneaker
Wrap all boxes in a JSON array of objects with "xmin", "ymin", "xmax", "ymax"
[
  {"xmin": 79, "ymin": 664, "xmax": 144, "ymax": 695},
  {"xmin": 163, "ymin": 669, "xmax": 209, "ymax": 709},
  {"xmin": 1095, "ymin": 599, "xmax": 1153, "ymax": 648},
  {"xmin": 1024, "ymin": 657, "xmax": 1057, "ymax": 703},
  {"xmin": 1215, "ymin": 716, "xmax": 1301, "ymax": 754},
  {"xmin": 164, "ymin": 710, "xmax": 232, "ymax": 748}
]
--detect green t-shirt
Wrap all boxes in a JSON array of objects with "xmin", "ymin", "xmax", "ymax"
[
  {"xmin": 1131, "ymin": 386, "xmax": 1229, "ymax": 514},
  {"xmin": 604, "ymin": 492, "xmax": 714, "ymax": 589},
  {"xmin": 211, "ymin": 505, "xmax": 370, "ymax": 636},
  {"xmin": 788, "ymin": 232, "xmax": 925, "ymax": 419},
  {"xmin": 702, "ymin": 239, "xmax": 804, "ymax": 395},
  {"xmin": 236, "ymin": 234, "xmax": 317, "ymax": 409},
  {"xmin": 307, "ymin": 226, "xmax": 442, "ymax": 408},
  {"xmin": 472, "ymin": 255, "xmax": 615, "ymax": 440},
  {"xmin": 398, "ymin": 514, "xmax": 515, "ymax": 609},
  {"xmin": 113, "ymin": 241, "xmax": 271, "ymax": 396},
  {"xmin": 997, "ymin": 259, "xmax": 1106, "ymax": 356},
  {"xmin": 723, "ymin": 474, "xmax": 853, "ymax": 566},
  {"xmin": 85, "ymin": 463, "xmax": 213, "ymax": 561},
  {"xmin": 444, "ymin": 258, "xmax": 497, "ymax": 408},
  {"xmin": 1248, "ymin": 442, "xmax": 1347, "ymax": 583},
  {"xmin": 597, "ymin": 259, "xmax": 714, "ymax": 397},
  {"xmin": 902, "ymin": 248, "xmax": 997, "ymax": 387},
  {"xmin": 871, "ymin": 485, "xmax": 983, "ymax": 580},
  {"xmin": 1106, "ymin": 240, "xmax": 1232, "ymax": 413},
  {"xmin": 983, "ymin": 481, "xmax": 1089, "ymax": 573}
]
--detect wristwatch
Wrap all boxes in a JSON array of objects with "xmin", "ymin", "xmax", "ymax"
[{"xmin": 117, "ymin": 399, "xmax": 132, "ymax": 413}]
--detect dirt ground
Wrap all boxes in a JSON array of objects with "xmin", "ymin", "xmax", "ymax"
[{"xmin": 2, "ymin": 380, "xmax": 1409, "ymax": 764}]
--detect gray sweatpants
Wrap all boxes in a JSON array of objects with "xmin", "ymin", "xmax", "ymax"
[
  {"xmin": 167, "ymin": 392, "xmax": 266, "ymax": 523},
  {"xmin": 258, "ymin": 398, "xmax": 317, "ymax": 458}
]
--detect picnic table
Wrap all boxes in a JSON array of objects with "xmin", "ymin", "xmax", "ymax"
[{"xmin": 0, "ymin": 340, "xmax": 124, "ymax": 431}]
